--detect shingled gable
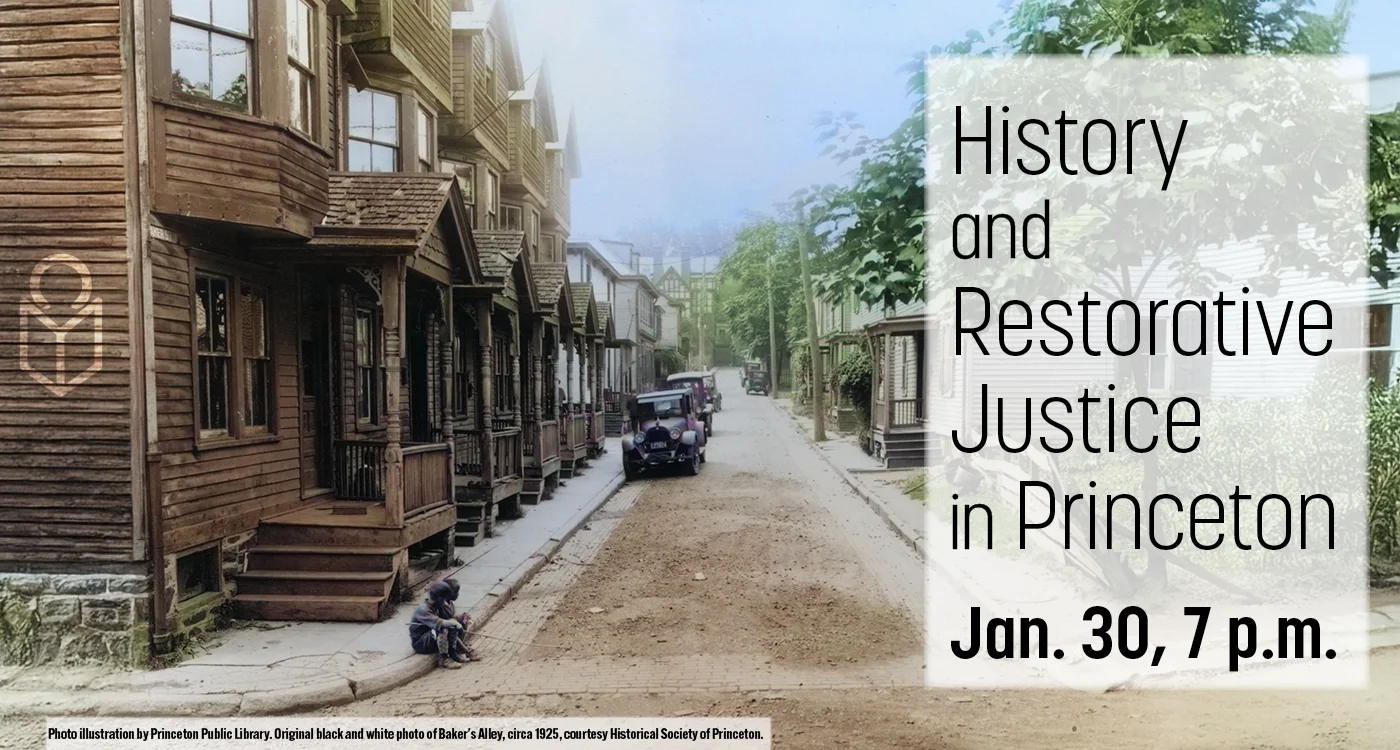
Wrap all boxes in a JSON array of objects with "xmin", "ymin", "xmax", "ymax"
[
  {"xmin": 569, "ymin": 282, "xmax": 597, "ymax": 334},
  {"xmin": 303, "ymin": 173, "xmax": 484, "ymax": 284},
  {"xmin": 595, "ymin": 300, "xmax": 616, "ymax": 343},
  {"xmin": 473, "ymin": 230, "xmax": 541, "ymax": 314},
  {"xmin": 545, "ymin": 264, "xmax": 575, "ymax": 327}
]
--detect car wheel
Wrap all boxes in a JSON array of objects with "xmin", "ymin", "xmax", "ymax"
[
  {"xmin": 624, "ymin": 462, "xmax": 638, "ymax": 481},
  {"xmin": 685, "ymin": 453, "xmax": 700, "ymax": 476}
]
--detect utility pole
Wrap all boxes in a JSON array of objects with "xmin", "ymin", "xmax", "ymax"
[
  {"xmin": 766, "ymin": 251, "xmax": 778, "ymax": 397},
  {"xmin": 795, "ymin": 203, "xmax": 825, "ymax": 441}
]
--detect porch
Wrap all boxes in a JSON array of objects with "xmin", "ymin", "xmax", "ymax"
[{"xmin": 870, "ymin": 314, "xmax": 934, "ymax": 469}]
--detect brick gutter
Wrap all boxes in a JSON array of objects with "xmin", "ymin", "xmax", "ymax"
[{"xmin": 0, "ymin": 469, "xmax": 627, "ymax": 718}]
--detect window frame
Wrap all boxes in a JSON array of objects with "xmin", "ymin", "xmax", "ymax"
[
  {"xmin": 485, "ymin": 170, "xmax": 500, "ymax": 229},
  {"xmin": 190, "ymin": 259, "xmax": 281, "ymax": 449},
  {"xmin": 346, "ymin": 87, "xmax": 401, "ymax": 172},
  {"xmin": 285, "ymin": 0, "xmax": 316, "ymax": 135},
  {"xmin": 354, "ymin": 305, "xmax": 383, "ymax": 426},
  {"xmin": 482, "ymin": 29, "xmax": 497, "ymax": 97},
  {"xmin": 416, "ymin": 105, "xmax": 435, "ymax": 171},
  {"xmin": 169, "ymin": 0, "xmax": 256, "ymax": 114},
  {"xmin": 502, "ymin": 204, "xmax": 523, "ymax": 232}
]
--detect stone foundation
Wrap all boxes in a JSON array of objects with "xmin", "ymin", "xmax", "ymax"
[{"xmin": 0, "ymin": 573, "xmax": 151, "ymax": 667}]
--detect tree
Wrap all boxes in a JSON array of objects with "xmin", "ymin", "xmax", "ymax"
[{"xmin": 719, "ymin": 220, "xmax": 802, "ymax": 385}]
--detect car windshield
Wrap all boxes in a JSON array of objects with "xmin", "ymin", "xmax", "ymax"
[{"xmin": 638, "ymin": 398, "xmax": 684, "ymax": 419}]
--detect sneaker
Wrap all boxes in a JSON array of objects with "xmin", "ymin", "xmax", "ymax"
[
  {"xmin": 439, "ymin": 657, "xmax": 463, "ymax": 670},
  {"xmin": 451, "ymin": 652, "xmax": 472, "ymax": 664}
]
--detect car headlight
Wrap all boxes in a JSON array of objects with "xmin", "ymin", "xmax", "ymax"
[
  {"xmin": 633, "ymin": 434, "xmax": 645, "ymax": 445},
  {"xmin": 670, "ymin": 429, "xmax": 681, "ymax": 440}
]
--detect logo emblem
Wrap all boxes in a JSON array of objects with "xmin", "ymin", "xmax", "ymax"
[{"xmin": 20, "ymin": 253, "xmax": 103, "ymax": 397}]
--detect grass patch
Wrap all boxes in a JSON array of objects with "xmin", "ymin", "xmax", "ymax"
[{"xmin": 900, "ymin": 473, "xmax": 928, "ymax": 503}]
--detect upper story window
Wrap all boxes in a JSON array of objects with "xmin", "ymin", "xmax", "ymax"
[
  {"xmin": 286, "ymin": 0, "xmax": 315, "ymax": 134},
  {"xmin": 486, "ymin": 170, "xmax": 500, "ymax": 229},
  {"xmin": 347, "ymin": 88, "xmax": 399, "ymax": 171},
  {"xmin": 482, "ymin": 30, "xmax": 497, "ymax": 95},
  {"xmin": 456, "ymin": 162, "xmax": 476, "ymax": 226},
  {"xmin": 502, "ymin": 205, "xmax": 522, "ymax": 232},
  {"xmin": 417, "ymin": 106, "xmax": 434, "ymax": 171},
  {"xmin": 171, "ymin": 0, "xmax": 252, "ymax": 112},
  {"xmin": 527, "ymin": 209, "xmax": 539, "ymax": 256}
]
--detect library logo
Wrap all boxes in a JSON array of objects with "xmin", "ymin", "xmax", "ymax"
[{"xmin": 20, "ymin": 253, "xmax": 103, "ymax": 397}]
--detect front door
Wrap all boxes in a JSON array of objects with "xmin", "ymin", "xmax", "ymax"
[{"xmin": 299, "ymin": 278, "xmax": 333, "ymax": 489}]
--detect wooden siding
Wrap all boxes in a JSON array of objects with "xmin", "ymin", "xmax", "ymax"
[
  {"xmin": 469, "ymin": 29, "xmax": 507, "ymax": 156},
  {"xmin": 150, "ymin": 238, "xmax": 303, "ymax": 554},
  {"xmin": 546, "ymin": 151, "xmax": 569, "ymax": 230},
  {"xmin": 392, "ymin": 0, "xmax": 451, "ymax": 108},
  {"xmin": 506, "ymin": 104, "xmax": 547, "ymax": 199},
  {"xmin": 152, "ymin": 103, "xmax": 332, "ymax": 238},
  {"xmin": 0, "ymin": 0, "xmax": 134, "ymax": 567}
]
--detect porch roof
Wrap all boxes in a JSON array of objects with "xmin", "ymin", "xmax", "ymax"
[
  {"xmin": 570, "ymin": 282, "xmax": 597, "ymax": 333},
  {"xmin": 296, "ymin": 173, "xmax": 483, "ymax": 284},
  {"xmin": 595, "ymin": 301, "xmax": 618, "ymax": 343},
  {"xmin": 474, "ymin": 230, "xmax": 540, "ymax": 313},
  {"xmin": 865, "ymin": 312, "xmax": 929, "ymax": 335}
]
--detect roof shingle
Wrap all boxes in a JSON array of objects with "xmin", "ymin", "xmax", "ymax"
[
  {"xmin": 534, "ymin": 263, "xmax": 568, "ymax": 306},
  {"xmin": 322, "ymin": 174, "xmax": 453, "ymax": 233},
  {"xmin": 473, "ymin": 230, "xmax": 525, "ymax": 279},
  {"xmin": 571, "ymin": 283, "xmax": 593, "ymax": 327}
]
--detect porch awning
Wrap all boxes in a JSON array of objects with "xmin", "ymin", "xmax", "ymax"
[
  {"xmin": 865, "ymin": 312, "xmax": 930, "ymax": 335},
  {"xmin": 282, "ymin": 173, "xmax": 483, "ymax": 284}
]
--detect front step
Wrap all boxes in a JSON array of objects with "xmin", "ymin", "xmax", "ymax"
[
  {"xmin": 254, "ymin": 521, "xmax": 398, "ymax": 547},
  {"xmin": 244, "ymin": 544, "xmax": 398, "ymax": 572},
  {"xmin": 233, "ymin": 593, "xmax": 386, "ymax": 622},
  {"xmin": 237, "ymin": 569, "xmax": 394, "ymax": 598},
  {"xmin": 455, "ymin": 501, "xmax": 488, "ymax": 547}
]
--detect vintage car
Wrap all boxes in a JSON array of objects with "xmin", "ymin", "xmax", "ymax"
[
  {"xmin": 742, "ymin": 360, "xmax": 762, "ymax": 387},
  {"xmin": 622, "ymin": 389, "xmax": 707, "ymax": 479},
  {"xmin": 666, "ymin": 371, "xmax": 715, "ymax": 436},
  {"xmin": 745, "ymin": 369, "xmax": 770, "ymax": 396}
]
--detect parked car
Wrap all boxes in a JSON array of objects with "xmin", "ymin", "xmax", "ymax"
[
  {"xmin": 746, "ymin": 370, "xmax": 770, "ymax": 396},
  {"xmin": 622, "ymin": 389, "xmax": 707, "ymax": 479},
  {"xmin": 666, "ymin": 371, "xmax": 715, "ymax": 436},
  {"xmin": 742, "ymin": 360, "xmax": 761, "ymax": 388}
]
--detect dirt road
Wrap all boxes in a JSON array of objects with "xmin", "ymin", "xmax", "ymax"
[{"xmin": 4, "ymin": 370, "xmax": 1395, "ymax": 748}]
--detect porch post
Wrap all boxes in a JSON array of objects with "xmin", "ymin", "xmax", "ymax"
[
  {"xmin": 478, "ymin": 298, "xmax": 495, "ymax": 484},
  {"xmin": 565, "ymin": 327, "xmax": 576, "ymax": 407},
  {"xmin": 383, "ymin": 258, "xmax": 406, "ymax": 527},
  {"xmin": 532, "ymin": 323, "xmax": 544, "ymax": 425},
  {"xmin": 511, "ymin": 318, "xmax": 521, "ymax": 426}
]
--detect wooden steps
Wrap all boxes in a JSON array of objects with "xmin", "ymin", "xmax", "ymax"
[
  {"xmin": 233, "ymin": 593, "xmax": 387, "ymax": 622},
  {"xmin": 237, "ymin": 569, "xmax": 394, "ymax": 598},
  {"xmin": 243, "ymin": 544, "xmax": 398, "ymax": 572},
  {"xmin": 454, "ymin": 501, "xmax": 489, "ymax": 547}
]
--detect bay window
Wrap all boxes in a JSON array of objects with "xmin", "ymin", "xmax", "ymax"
[
  {"xmin": 347, "ymin": 88, "xmax": 399, "ymax": 172},
  {"xmin": 170, "ymin": 0, "xmax": 252, "ymax": 111}
]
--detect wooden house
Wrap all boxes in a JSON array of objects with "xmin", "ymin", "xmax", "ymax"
[
  {"xmin": 559, "ymin": 283, "xmax": 599, "ymax": 477},
  {"xmin": 451, "ymin": 229, "xmax": 537, "ymax": 541},
  {"xmin": 0, "ymin": 0, "xmax": 521, "ymax": 666},
  {"xmin": 524, "ymin": 263, "xmax": 572, "ymax": 501}
]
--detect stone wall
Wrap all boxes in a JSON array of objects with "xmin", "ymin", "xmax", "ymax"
[{"xmin": 0, "ymin": 573, "xmax": 151, "ymax": 667}]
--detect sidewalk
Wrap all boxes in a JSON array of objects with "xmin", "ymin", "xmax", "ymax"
[{"xmin": 0, "ymin": 441, "xmax": 624, "ymax": 717}]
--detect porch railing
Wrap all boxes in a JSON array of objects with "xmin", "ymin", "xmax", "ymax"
[
  {"xmin": 492, "ymin": 414, "xmax": 516, "ymax": 431},
  {"xmin": 403, "ymin": 443, "xmax": 451, "ymax": 515},
  {"xmin": 540, "ymin": 419, "xmax": 560, "ymax": 462},
  {"xmin": 568, "ymin": 414, "xmax": 588, "ymax": 448},
  {"xmin": 455, "ymin": 430, "xmax": 484, "ymax": 476},
  {"xmin": 493, "ymin": 428, "xmax": 522, "ymax": 480},
  {"xmin": 334, "ymin": 440, "xmax": 387, "ymax": 500},
  {"xmin": 522, "ymin": 420, "xmax": 538, "ymax": 458},
  {"xmin": 891, "ymin": 398, "xmax": 923, "ymax": 427},
  {"xmin": 873, "ymin": 399, "xmax": 887, "ymax": 430},
  {"xmin": 590, "ymin": 409, "xmax": 604, "ymax": 444}
]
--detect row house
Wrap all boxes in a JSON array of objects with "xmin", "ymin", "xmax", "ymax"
[
  {"xmin": 0, "ymin": 0, "xmax": 607, "ymax": 667},
  {"xmin": 564, "ymin": 240, "xmax": 624, "ymax": 433}
]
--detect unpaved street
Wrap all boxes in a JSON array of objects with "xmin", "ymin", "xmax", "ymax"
[{"xmin": 321, "ymin": 370, "xmax": 1400, "ymax": 748}]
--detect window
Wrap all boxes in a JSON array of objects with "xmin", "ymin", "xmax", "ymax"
[
  {"xmin": 486, "ymin": 170, "xmax": 499, "ymax": 229},
  {"xmin": 355, "ymin": 307, "xmax": 381, "ymax": 423},
  {"xmin": 542, "ymin": 235, "xmax": 554, "ymax": 264},
  {"xmin": 195, "ymin": 270, "xmax": 275, "ymax": 442},
  {"xmin": 196, "ymin": 274, "xmax": 231, "ymax": 435},
  {"xmin": 286, "ymin": 0, "xmax": 314, "ymax": 134},
  {"xmin": 456, "ymin": 162, "xmax": 476, "ymax": 226},
  {"xmin": 170, "ymin": 0, "xmax": 252, "ymax": 111},
  {"xmin": 417, "ymin": 106, "xmax": 434, "ymax": 171},
  {"xmin": 176, "ymin": 546, "xmax": 221, "ymax": 602},
  {"xmin": 527, "ymin": 209, "xmax": 539, "ymax": 258},
  {"xmin": 453, "ymin": 325, "xmax": 473, "ymax": 415},
  {"xmin": 347, "ymin": 88, "xmax": 399, "ymax": 172},
  {"xmin": 492, "ymin": 333, "xmax": 513, "ymax": 416},
  {"xmin": 482, "ymin": 30, "xmax": 497, "ymax": 95},
  {"xmin": 241, "ymin": 284, "xmax": 271, "ymax": 430},
  {"xmin": 502, "ymin": 204, "xmax": 522, "ymax": 231}
]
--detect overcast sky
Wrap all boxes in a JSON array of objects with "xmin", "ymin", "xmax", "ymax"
[{"xmin": 512, "ymin": 0, "xmax": 1400, "ymax": 241}]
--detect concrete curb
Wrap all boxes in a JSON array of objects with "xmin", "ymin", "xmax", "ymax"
[{"xmin": 0, "ymin": 468, "xmax": 628, "ymax": 718}]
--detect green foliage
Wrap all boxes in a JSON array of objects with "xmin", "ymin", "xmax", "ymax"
[
  {"xmin": 655, "ymin": 348, "xmax": 684, "ymax": 375},
  {"xmin": 838, "ymin": 346, "xmax": 874, "ymax": 446},
  {"xmin": 791, "ymin": 347, "xmax": 812, "ymax": 406},
  {"xmin": 718, "ymin": 220, "xmax": 801, "ymax": 369}
]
